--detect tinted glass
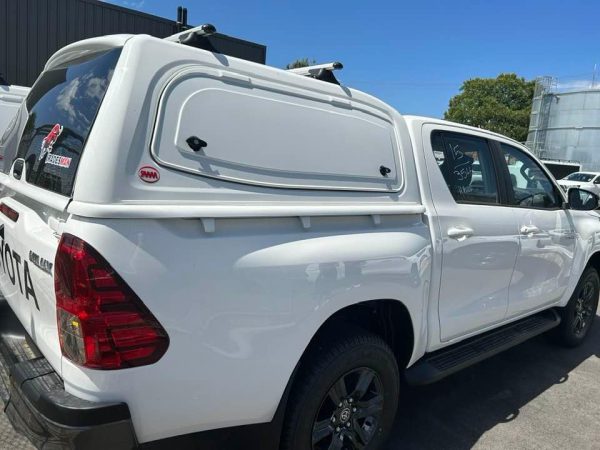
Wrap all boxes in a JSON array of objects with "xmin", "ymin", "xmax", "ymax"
[
  {"xmin": 501, "ymin": 144, "xmax": 561, "ymax": 209},
  {"xmin": 432, "ymin": 131, "xmax": 499, "ymax": 205},
  {"xmin": 15, "ymin": 48, "xmax": 121, "ymax": 196}
]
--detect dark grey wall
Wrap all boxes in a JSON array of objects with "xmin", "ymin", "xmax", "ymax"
[{"xmin": 0, "ymin": 0, "xmax": 178, "ymax": 86}]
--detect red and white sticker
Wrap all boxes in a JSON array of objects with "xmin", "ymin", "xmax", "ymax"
[
  {"xmin": 39, "ymin": 123, "xmax": 64, "ymax": 161},
  {"xmin": 45, "ymin": 154, "xmax": 72, "ymax": 168},
  {"xmin": 138, "ymin": 166, "xmax": 160, "ymax": 183}
]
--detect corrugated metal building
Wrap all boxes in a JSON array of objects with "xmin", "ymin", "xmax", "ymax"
[
  {"xmin": 0, "ymin": 0, "xmax": 179, "ymax": 86},
  {"xmin": 0, "ymin": 0, "xmax": 266, "ymax": 87},
  {"xmin": 527, "ymin": 76, "xmax": 600, "ymax": 171}
]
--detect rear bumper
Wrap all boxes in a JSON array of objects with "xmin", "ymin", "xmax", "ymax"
[{"xmin": 0, "ymin": 300, "xmax": 137, "ymax": 449}]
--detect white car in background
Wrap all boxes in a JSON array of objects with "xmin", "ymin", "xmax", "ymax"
[
  {"xmin": 0, "ymin": 84, "xmax": 29, "ymax": 134},
  {"xmin": 0, "ymin": 84, "xmax": 29, "ymax": 171},
  {"xmin": 558, "ymin": 172, "xmax": 600, "ymax": 194}
]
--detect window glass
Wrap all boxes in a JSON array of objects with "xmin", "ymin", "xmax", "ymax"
[
  {"xmin": 16, "ymin": 48, "xmax": 121, "ymax": 196},
  {"xmin": 431, "ymin": 131, "xmax": 498, "ymax": 204},
  {"xmin": 501, "ymin": 144, "xmax": 560, "ymax": 208}
]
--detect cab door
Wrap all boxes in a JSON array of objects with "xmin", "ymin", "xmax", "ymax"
[
  {"xmin": 424, "ymin": 126, "xmax": 520, "ymax": 341},
  {"xmin": 496, "ymin": 143, "xmax": 576, "ymax": 317}
]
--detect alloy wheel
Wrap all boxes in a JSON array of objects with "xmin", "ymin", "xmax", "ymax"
[
  {"xmin": 312, "ymin": 367, "xmax": 384, "ymax": 450},
  {"xmin": 573, "ymin": 279, "xmax": 596, "ymax": 337}
]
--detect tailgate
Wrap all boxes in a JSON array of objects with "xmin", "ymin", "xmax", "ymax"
[
  {"xmin": 0, "ymin": 46, "xmax": 122, "ymax": 376},
  {"xmin": 0, "ymin": 194, "xmax": 65, "ymax": 374}
]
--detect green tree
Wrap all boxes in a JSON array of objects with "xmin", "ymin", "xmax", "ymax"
[
  {"xmin": 285, "ymin": 58, "xmax": 315, "ymax": 69},
  {"xmin": 444, "ymin": 73, "xmax": 535, "ymax": 142}
]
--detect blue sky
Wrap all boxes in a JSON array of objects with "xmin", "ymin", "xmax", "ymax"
[{"xmin": 108, "ymin": 0, "xmax": 600, "ymax": 118}]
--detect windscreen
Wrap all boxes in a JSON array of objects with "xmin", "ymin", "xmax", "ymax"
[{"xmin": 15, "ymin": 48, "xmax": 121, "ymax": 196}]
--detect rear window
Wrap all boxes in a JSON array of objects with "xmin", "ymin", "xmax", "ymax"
[{"xmin": 15, "ymin": 48, "xmax": 121, "ymax": 196}]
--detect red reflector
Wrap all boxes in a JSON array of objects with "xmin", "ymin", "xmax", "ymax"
[
  {"xmin": 54, "ymin": 234, "xmax": 169, "ymax": 370},
  {"xmin": 0, "ymin": 203, "xmax": 19, "ymax": 222}
]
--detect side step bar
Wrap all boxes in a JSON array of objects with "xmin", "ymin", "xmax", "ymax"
[{"xmin": 405, "ymin": 310, "xmax": 561, "ymax": 386}]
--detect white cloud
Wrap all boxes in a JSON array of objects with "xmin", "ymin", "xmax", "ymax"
[{"xmin": 56, "ymin": 78, "xmax": 81, "ymax": 124}]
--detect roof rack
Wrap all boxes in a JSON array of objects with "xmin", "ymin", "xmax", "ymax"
[
  {"xmin": 165, "ymin": 24, "xmax": 267, "ymax": 64},
  {"xmin": 165, "ymin": 24, "xmax": 217, "ymax": 45},
  {"xmin": 287, "ymin": 62, "xmax": 344, "ymax": 85}
]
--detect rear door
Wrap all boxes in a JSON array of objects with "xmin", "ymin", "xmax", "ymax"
[
  {"xmin": 423, "ymin": 126, "xmax": 520, "ymax": 341},
  {"xmin": 0, "ymin": 48, "xmax": 121, "ymax": 373}
]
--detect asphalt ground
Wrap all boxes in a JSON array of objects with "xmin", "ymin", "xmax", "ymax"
[
  {"xmin": 386, "ymin": 308, "xmax": 600, "ymax": 450},
  {"xmin": 1, "ymin": 309, "xmax": 599, "ymax": 449}
]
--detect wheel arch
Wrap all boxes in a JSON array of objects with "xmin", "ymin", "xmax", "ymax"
[
  {"xmin": 269, "ymin": 299, "xmax": 415, "ymax": 447},
  {"xmin": 585, "ymin": 251, "xmax": 600, "ymax": 275}
]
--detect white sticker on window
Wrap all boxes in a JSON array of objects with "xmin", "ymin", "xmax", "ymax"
[{"xmin": 45, "ymin": 154, "xmax": 72, "ymax": 168}]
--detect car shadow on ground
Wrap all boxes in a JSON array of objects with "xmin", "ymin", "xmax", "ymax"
[{"xmin": 385, "ymin": 312, "xmax": 600, "ymax": 449}]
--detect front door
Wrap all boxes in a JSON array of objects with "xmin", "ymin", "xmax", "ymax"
[
  {"xmin": 425, "ymin": 127, "xmax": 520, "ymax": 341},
  {"xmin": 497, "ymin": 143, "xmax": 576, "ymax": 317}
]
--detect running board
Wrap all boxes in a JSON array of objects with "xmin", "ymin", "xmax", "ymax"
[{"xmin": 405, "ymin": 310, "xmax": 561, "ymax": 386}]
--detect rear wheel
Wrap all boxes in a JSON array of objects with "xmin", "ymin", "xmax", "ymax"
[
  {"xmin": 554, "ymin": 267, "xmax": 599, "ymax": 347},
  {"xmin": 281, "ymin": 330, "xmax": 399, "ymax": 450}
]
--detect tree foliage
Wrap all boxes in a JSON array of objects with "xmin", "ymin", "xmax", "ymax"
[
  {"xmin": 444, "ymin": 73, "xmax": 535, "ymax": 142},
  {"xmin": 285, "ymin": 58, "xmax": 315, "ymax": 69}
]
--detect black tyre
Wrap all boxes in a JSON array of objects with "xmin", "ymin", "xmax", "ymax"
[
  {"xmin": 281, "ymin": 330, "xmax": 399, "ymax": 450},
  {"xmin": 554, "ymin": 267, "xmax": 599, "ymax": 347}
]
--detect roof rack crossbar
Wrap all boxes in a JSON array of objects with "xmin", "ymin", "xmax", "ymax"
[
  {"xmin": 287, "ymin": 62, "xmax": 344, "ymax": 85},
  {"xmin": 165, "ymin": 24, "xmax": 217, "ymax": 45},
  {"xmin": 164, "ymin": 24, "xmax": 267, "ymax": 65}
]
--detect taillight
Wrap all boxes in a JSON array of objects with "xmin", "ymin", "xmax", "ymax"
[
  {"xmin": 0, "ymin": 203, "xmax": 19, "ymax": 222},
  {"xmin": 54, "ymin": 234, "xmax": 168, "ymax": 369}
]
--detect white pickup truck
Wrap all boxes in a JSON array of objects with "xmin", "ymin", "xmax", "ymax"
[{"xmin": 0, "ymin": 28, "xmax": 599, "ymax": 450}]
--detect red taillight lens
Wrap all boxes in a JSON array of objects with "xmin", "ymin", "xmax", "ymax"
[
  {"xmin": 54, "ymin": 234, "xmax": 169, "ymax": 369},
  {"xmin": 0, "ymin": 203, "xmax": 19, "ymax": 222}
]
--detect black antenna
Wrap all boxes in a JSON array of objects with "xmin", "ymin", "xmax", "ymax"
[
  {"xmin": 177, "ymin": 6, "xmax": 183, "ymax": 24},
  {"xmin": 182, "ymin": 8, "xmax": 188, "ymax": 30}
]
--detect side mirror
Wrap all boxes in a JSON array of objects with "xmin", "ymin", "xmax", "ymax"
[{"xmin": 567, "ymin": 188, "xmax": 600, "ymax": 211}]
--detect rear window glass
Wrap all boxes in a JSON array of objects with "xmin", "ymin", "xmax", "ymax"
[{"xmin": 15, "ymin": 48, "xmax": 121, "ymax": 196}]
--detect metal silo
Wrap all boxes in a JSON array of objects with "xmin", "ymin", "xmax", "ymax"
[{"xmin": 527, "ymin": 75, "xmax": 600, "ymax": 171}]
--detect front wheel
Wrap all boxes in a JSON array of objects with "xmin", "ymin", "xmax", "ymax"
[
  {"xmin": 554, "ymin": 267, "xmax": 599, "ymax": 347},
  {"xmin": 281, "ymin": 330, "xmax": 399, "ymax": 450}
]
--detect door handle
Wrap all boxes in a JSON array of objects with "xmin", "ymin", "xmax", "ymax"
[
  {"xmin": 447, "ymin": 226, "xmax": 474, "ymax": 240},
  {"xmin": 520, "ymin": 225, "xmax": 540, "ymax": 235}
]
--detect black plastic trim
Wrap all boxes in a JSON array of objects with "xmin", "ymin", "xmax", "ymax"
[
  {"xmin": 0, "ymin": 300, "xmax": 137, "ymax": 449},
  {"xmin": 12, "ymin": 359, "xmax": 131, "ymax": 428},
  {"xmin": 405, "ymin": 309, "xmax": 561, "ymax": 386}
]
